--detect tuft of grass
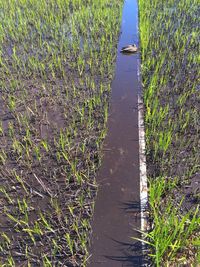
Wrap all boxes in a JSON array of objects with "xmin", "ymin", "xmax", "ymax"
[{"xmin": 147, "ymin": 178, "xmax": 199, "ymax": 266}]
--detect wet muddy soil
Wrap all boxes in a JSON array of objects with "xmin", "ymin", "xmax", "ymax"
[{"xmin": 0, "ymin": 1, "xmax": 124, "ymax": 266}]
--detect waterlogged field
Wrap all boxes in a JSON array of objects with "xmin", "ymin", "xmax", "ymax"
[
  {"xmin": 139, "ymin": 0, "xmax": 199, "ymax": 266},
  {"xmin": 0, "ymin": 0, "xmax": 123, "ymax": 265}
]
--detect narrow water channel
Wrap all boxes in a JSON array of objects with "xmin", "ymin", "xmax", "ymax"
[{"xmin": 88, "ymin": 0, "xmax": 142, "ymax": 266}]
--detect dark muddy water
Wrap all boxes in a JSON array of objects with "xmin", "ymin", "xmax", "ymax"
[{"xmin": 88, "ymin": 0, "xmax": 142, "ymax": 266}]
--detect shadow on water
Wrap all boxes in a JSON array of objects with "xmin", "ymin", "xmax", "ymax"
[
  {"xmin": 103, "ymin": 201, "xmax": 150, "ymax": 267},
  {"xmin": 121, "ymin": 201, "xmax": 141, "ymax": 213},
  {"xmin": 104, "ymin": 240, "xmax": 149, "ymax": 267}
]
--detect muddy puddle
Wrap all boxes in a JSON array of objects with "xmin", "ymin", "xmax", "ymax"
[{"xmin": 88, "ymin": 0, "xmax": 144, "ymax": 266}]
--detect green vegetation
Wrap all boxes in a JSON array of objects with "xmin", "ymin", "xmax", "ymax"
[
  {"xmin": 0, "ymin": 0, "xmax": 123, "ymax": 265},
  {"xmin": 139, "ymin": 0, "xmax": 199, "ymax": 265}
]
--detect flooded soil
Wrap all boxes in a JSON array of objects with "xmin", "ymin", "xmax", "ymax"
[
  {"xmin": 88, "ymin": 1, "xmax": 143, "ymax": 266},
  {"xmin": 0, "ymin": 1, "xmax": 124, "ymax": 265}
]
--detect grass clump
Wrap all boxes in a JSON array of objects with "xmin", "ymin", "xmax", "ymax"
[
  {"xmin": 139, "ymin": 0, "xmax": 199, "ymax": 265},
  {"xmin": 147, "ymin": 178, "xmax": 200, "ymax": 266},
  {"xmin": 0, "ymin": 0, "xmax": 123, "ymax": 265}
]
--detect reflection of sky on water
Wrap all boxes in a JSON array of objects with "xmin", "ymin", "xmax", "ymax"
[
  {"xmin": 119, "ymin": 0, "xmax": 138, "ymax": 47},
  {"xmin": 113, "ymin": 0, "xmax": 140, "ymax": 91}
]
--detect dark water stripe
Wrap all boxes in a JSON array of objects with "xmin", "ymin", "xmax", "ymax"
[{"xmin": 88, "ymin": 0, "xmax": 142, "ymax": 266}]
